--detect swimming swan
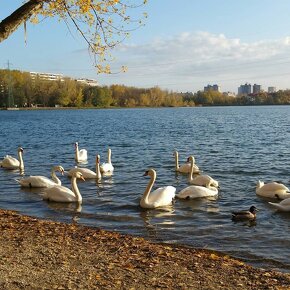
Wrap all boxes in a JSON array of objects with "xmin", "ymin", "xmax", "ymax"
[
  {"xmin": 186, "ymin": 156, "xmax": 216, "ymax": 187},
  {"xmin": 269, "ymin": 198, "xmax": 290, "ymax": 212},
  {"xmin": 140, "ymin": 168, "xmax": 176, "ymax": 209},
  {"xmin": 256, "ymin": 180, "xmax": 290, "ymax": 199},
  {"xmin": 231, "ymin": 206, "xmax": 258, "ymax": 221},
  {"xmin": 42, "ymin": 171, "xmax": 85, "ymax": 203},
  {"xmin": 176, "ymin": 156, "xmax": 218, "ymax": 199},
  {"xmin": 174, "ymin": 151, "xmax": 199, "ymax": 174},
  {"xmin": 0, "ymin": 147, "xmax": 24, "ymax": 170},
  {"xmin": 68, "ymin": 155, "xmax": 101, "ymax": 180},
  {"xmin": 16, "ymin": 165, "xmax": 64, "ymax": 188},
  {"xmin": 75, "ymin": 142, "xmax": 88, "ymax": 163},
  {"xmin": 176, "ymin": 184, "xmax": 218, "ymax": 199},
  {"xmin": 189, "ymin": 174, "xmax": 219, "ymax": 188},
  {"xmin": 100, "ymin": 148, "xmax": 114, "ymax": 174}
]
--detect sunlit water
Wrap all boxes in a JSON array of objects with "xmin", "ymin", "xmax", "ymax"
[{"xmin": 0, "ymin": 106, "xmax": 289, "ymax": 272}]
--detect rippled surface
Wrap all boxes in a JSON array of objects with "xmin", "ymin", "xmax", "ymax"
[{"xmin": 0, "ymin": 106, "xmax": 290, "ymax": 272}]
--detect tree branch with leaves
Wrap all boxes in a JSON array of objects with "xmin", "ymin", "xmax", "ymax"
[{"xmin": 0, "ymin": 0, "xmax": 147, "ymax": 73}]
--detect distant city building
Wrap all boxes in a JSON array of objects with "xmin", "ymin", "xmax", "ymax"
[
  {"xmin": 204, "ymin": 84, "xmax": 221, "ymax": 92},
  {"xmin": 30, "ymin": 72, "xmax": 64, "ymax": 81},
  {"xmin": 253, "ymin": 84, "xmax": 262, "ymax": 94},
  {"xmin": 29, "ymin": 72, "xmax": 98, "ymax": 87},
  {"xmin": 268, "ymin": 86, "xmax": 277, "ymax": 93},
  {"xmin": 238, "ymin": 83, "xmax": 251, "ymax": 95},
  {"xmin": 76, "ymin": 78, "xmax": 98, "ymax": 87},
  {"xmin": 223, "ymin": 91, "xmax": 236, "ymax": 97}
]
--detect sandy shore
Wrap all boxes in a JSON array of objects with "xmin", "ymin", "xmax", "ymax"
[{"xmin": 0, "ymin": 209, "xmax": 289, "ymax": 289}]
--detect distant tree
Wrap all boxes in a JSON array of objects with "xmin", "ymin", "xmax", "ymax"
[{"xmin": 0, "ymin": 0, "xmax": 147, "ymax": 72}]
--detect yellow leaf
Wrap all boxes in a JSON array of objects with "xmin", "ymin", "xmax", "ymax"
[{"xmin": 210, "ymin": 253, "xmax": 219, "ymax": 260}]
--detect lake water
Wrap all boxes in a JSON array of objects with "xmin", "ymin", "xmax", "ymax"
[{"xmin": 0, "ymin": 106, "xmax": 290, "ymax": 272}]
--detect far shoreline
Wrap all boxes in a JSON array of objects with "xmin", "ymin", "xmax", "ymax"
[{"xmin": 1, "ymin": 103, "xmax": 290, "ymax": 111}]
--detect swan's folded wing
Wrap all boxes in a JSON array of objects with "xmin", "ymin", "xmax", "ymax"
[{"xmin": 148, "ymin": 186, "xmax": 176, "ymax": 204}]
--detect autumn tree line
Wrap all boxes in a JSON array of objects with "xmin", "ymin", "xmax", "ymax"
[{"xmin": 1, "ymin": 69, "xmax": 290, "ymax": 108}]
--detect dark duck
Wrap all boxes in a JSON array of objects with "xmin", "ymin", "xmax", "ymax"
[{"xmin": 231, "ymin": 206, "xmax": 258, "ymax": 221}]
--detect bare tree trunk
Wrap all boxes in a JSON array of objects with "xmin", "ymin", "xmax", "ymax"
[{"xmin": 0, "ymin": 0, "xmax": 46, "ymax": 43}]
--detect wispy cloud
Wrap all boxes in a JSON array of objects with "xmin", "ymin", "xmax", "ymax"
[{"xmin": 97, "ymin": 31, "xmax": 290, "ymax": 92}]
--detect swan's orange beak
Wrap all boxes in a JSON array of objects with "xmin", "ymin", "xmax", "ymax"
[
  {"xmin": 81, "ymin": 176, "xmax": 85, "ymax": 182},
  {"xmin": 143, "ymin": 171, "xmax": 149, "ymax": 177}
]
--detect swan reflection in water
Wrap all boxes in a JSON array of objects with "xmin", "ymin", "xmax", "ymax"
[
  {"xmin": 178, "ymin": 196, "xmax": 219, "ymax": 213},
  {"xmin": 140, "ymin": 206, "xmax": 176, "ymax": 239},
  {"xmin": 46, "ymin": 201, "xmax": 82, "ymax": 223}
]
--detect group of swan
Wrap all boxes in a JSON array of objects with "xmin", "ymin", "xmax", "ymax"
[
  {"xmin": 2, "ymin": 147, "xmax": 290, "ymax": 213},
  {"xmin": 72, "ymin": 144, "xmax": 114, "ymax": 178},
  {"xmin": 256, "ymin": 180, "xmax": 290, "ymax": 211},
  {"xmin": 174, "ymin": 150, "xmax": 199, "ymax": 174},
  {"xmin": 1, "ymin": 144, "xmax": 114, "ymax": 205},
  {"xmin": 140, "ymin": 153, "xmax": 219, "ymax": 209},
  {"xmin": 176, "ymin": 155, "xmax": 218, "ymax": 200}
]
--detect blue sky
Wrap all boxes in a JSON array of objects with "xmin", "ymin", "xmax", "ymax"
[{"xmin": 1, "ymin": 0, "xmax": 290, "ymax": 93}]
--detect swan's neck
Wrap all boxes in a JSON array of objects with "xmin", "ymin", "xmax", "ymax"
[
  {"xmin": 51, "ymin": 168, "xmax": 61, "ymax": 185},
  {"xmin": 75, "ymin": 145, "xmax": 79, "ymax": 162},
  {"xmin": 175, "ymin": 153, "xmax": 179, "ymax": 170},
  {"xmin": 96, "ymin": 161, "xmax": 101, "ymax": 180},
  {"xmin": 18, "ymin": 150, "xmax": 24, "ymax": 170},
  {"xmin": 71, "ymin": 176, "xmax": 82, "ymax": 203},
  {"xmin": 142, "ymin": 172, "xmax": 156, "ymax": 204},
  {"xmin": 107, "ymin": 150, "xmax": 111, "ymax": 164},
  {"xmin": 188, "ymin": 158, "xmax": 194, "ymax": 182}
]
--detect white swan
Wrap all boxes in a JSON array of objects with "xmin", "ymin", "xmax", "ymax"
[
  {"xmin": 42, "ymin": 171, "xmax": 85, "ymax": 203},
  {"xmin": 174, "ymin": 151, "xmax": 199, "ymax": 174},
  {"xmin": 176, "ymin": 184, "xmax": 218, "ymax": 199},
  {"xmin": 188, "ymin": 156, "xmax": 219, "ymax": 188},
  {"xmin": 68, "ymin": 155, "xmax": 101, "ymax": 180},
  {"xmin": 186, "ymin": 156, "xmax": 214, "ymax": 187},
  {"xmin": 269, "ymin": 198, "xmax": 290, "ymax": 212},
  {"xmin": 75, "ymin": 142, "xmax": 88, "ymax": 163},
  {"xmin": 256, "ymin": 180, "xmax": 290, "ymax": 199},
  {"xmin": 16, "ymin": 165, "xmax": 64, "ymax": 188},
  {"xmin": 189, "ymin": 174, "xmax": 219, "ymax": 188},
  {"xmin": 140, "ymin": 168, "xmax": 176, "ymax": 209},
  {"xmin": 100, "ymin": 148, "xmax": 114, "ymax": 174},
  {"xmin": 0, "ymin": 147, "xmax": 24, "ymax": 170}
]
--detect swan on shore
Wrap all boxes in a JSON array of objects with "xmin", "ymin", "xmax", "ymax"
[
  {"xmin": 16, "ymin": 165, "xmax": 64, "ymax": 188},
  {"xmin": 100, "ymin": 148, "xmax": 114, "ymax": 174},
  {"xmin": 75, "ymin": 142, "xmax": 88, "ymax": 163},
  {"xmin": 174, "ymin": 151, "xmax": 199, "ymax": 174},
  {"xmin": 67, "ymin": 155, "xmax": 101, "ymax": 180},
  {"xmin": 42, "ymin": 171, "xmax": 85, "ymax": 203},
  {"xmin": 140, "ymin": 168, "xmax": 176, "ymax": 209},
  {"xmin": 0, "ymin": 147, "xmax": 24, "ymax": 170},
  {"xmin": 256, "ymin": 180, "xmax": 290, "ymax": 199}
]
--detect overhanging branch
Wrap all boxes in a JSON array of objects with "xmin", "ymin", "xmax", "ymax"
[{"xmin": 0, "ymin": 0, "xmax": 47, "ymax": 42}]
